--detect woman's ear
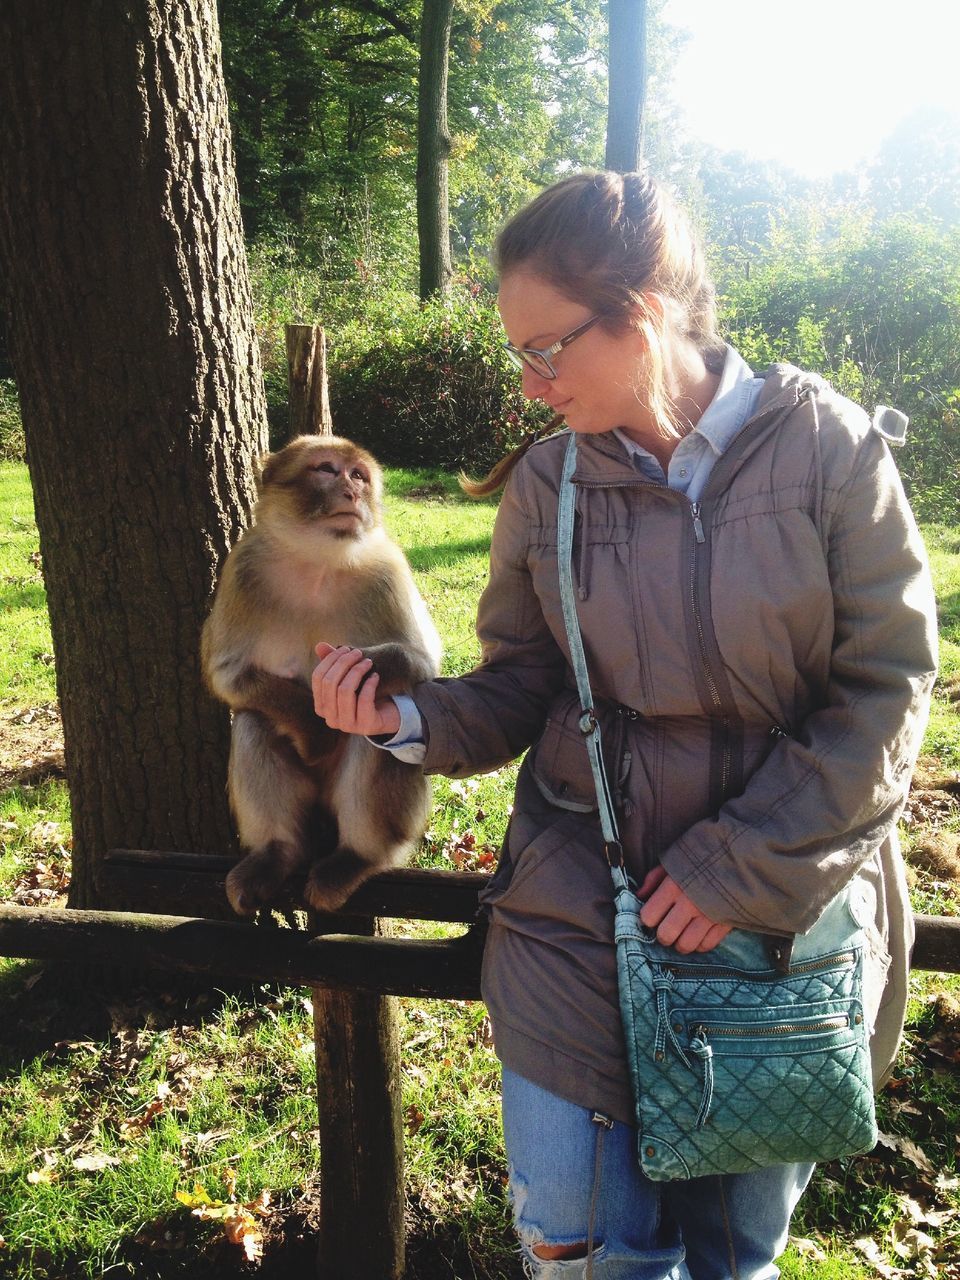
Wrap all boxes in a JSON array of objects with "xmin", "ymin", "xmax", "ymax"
[
  {"xmin": 626, "ymin": 292, "xmax": 666, "ymax": 345},
  {"xmin": 639, "ymin": 291, "xmax": 666, "ymax": 325}
]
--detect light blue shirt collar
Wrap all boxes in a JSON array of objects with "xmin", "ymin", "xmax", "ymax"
[
  {"xmin": 613, "ymin": 345, "xmax": 764, "ymax": 500},
  {"xmin": 690, "ymin": 345, "xmax": 762, "ymax": 456}
]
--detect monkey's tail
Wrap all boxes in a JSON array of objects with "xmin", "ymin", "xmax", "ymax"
[{"xmin": 458, "ymin": 415, "xmax": 565, "ymax": 498}]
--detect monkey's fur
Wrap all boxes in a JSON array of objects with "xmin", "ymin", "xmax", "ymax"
[{"xmin": 202, "ymin": 435, "xmax": 441, "ymax": 916}]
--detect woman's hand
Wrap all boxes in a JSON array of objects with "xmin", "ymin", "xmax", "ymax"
[
  {"xmin": 636, "ymin": 865, "xmax": 731, "ymax": 954},
  {"xmin": 311, "ymin": 643, "xmax": 402, "ymax": 737}
]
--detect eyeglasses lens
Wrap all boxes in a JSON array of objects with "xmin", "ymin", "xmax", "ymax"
[{"xmin": 505, "ymin": 347, "xmax": 555, "ymax": 379}]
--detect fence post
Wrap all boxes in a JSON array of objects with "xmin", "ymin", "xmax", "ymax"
[
  {"xmin": 311, "ymin": 910, "xmax": 405, "ymax": 1280},
  {"xmin": 280, "ymin": 332, "xmax": 401, "ymax": 1275},
  {"xmin": 285, "ymin": 323, "xmax": 334, "ymax": 437}
]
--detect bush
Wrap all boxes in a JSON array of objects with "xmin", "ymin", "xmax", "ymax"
[
  {"xmin": 717, "ymin": 216, "xmax": 960, "ymax": 514},
  {"xmin": 0, "ymin": 379, "xmax": 25, "ymax": 462},
  {"xmin": 327, "ymin": 282, "xmax": 550, "ymax": 472}
]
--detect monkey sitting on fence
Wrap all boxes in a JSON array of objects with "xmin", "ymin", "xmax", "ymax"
[{"xmin": 201, "ymin": 435, "xmax": 441, "ymax": 916}]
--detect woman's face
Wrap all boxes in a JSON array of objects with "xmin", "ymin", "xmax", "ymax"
[{"xmin": 497, "ymin": 270, "xmax": 652, "ymax": 438}]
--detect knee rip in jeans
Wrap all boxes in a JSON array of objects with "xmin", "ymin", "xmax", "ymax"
[
  {"xmin": 508, "ymin": 1167, "xmax": 598, "ymax": 1273},
  {"xmin": 532, "ymin": 1241, "xmax": 590, "ymax": 1261},
  {"xmin": 520, "ymin": 1231, "xmax": 599, "ymax": 1278}
]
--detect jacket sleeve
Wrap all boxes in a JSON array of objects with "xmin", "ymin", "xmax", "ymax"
[
  {"xmin": 412, "ymin": 462, "xmax": 568, "ymax": 778},
  {"xmin": 662, "ymin": 427, "xmax": 938, "ymax": 934}
]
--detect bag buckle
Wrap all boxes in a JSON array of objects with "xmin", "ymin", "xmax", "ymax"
[{"xmin": 604, "ymin": 839, "xmax": 625, "ymax": 869}]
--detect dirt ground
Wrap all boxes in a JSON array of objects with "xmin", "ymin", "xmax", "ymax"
[{"xmin": 0, "ymin": 701, "xmax": 65, "ymax": 789}]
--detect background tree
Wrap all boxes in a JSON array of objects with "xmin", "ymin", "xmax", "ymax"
[
  {"xmin": 605, "ymin": 0, "xmax": 647, "ymax": 171},
  {"xmin": 0, "ymin": 0, "xmax": 268, "ymax": 909},
  {"xmin": 867, "ymin": 106, "xmax": 960, "ymax": 226},
  {"xmin": 218, "ymin": 0, "xmax": 616, "ymax": 274},
  {"xmin": 417, "ymin": 0, "xmax": 455, "ymax": 297}
]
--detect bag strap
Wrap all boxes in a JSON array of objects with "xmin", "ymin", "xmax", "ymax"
[{"xmin": 557, "ymin": 434, "xmax": 629, "ymax": 891}]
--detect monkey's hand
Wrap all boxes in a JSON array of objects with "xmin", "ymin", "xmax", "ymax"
[
  {"xmin": 312, "ymin": 643, "xmax": 403, "ymax": 737},
  {"xmin": 357, "ymin": 640, "xmax": 436, "ymax": 691}
]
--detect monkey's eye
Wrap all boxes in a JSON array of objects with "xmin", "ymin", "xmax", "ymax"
[
  {"xmin": 350, "ymin": 469, "xmax": 367, "ymax": 482},
  {"xmin": 311, "ymin": 462, "xmax": 338, "ymax": 474}
]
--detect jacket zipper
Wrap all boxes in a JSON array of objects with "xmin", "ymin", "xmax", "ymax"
[
  {"xmin": 688, "ymin": 501, "xmax": 731, "ymax": 799},
  {"xmin": 574, "ymin": 393, "xmax": 814, "ymax": 803},
  {"xmin": 665, "ymin": 951, "xmax": 855, "ymax": 981}
]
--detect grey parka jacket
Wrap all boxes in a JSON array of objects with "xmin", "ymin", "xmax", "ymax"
[{"xmin": 414, "ymin": 364, "xmax": 938, "ymax": 1125}]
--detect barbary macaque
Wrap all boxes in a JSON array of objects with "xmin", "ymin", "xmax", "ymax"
[{"xmin": 202, "ymin": 435, "xmax": 441, "ymax": 915}]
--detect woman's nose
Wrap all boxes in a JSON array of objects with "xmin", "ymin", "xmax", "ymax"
[{"xmin": 521, "ymin": 364, "xmax": 553, "ymax": 401}]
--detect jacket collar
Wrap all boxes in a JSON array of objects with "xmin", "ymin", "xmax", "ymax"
[{"xmin": 569, "ymin": 363, "xmax": 818, "ymax": 487}]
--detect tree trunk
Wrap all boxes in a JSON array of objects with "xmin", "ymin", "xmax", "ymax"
[
  {"xmin": 0, "ymin": 0, "xmax": 268, "ymax": 910},
  {"xmin": 605, "ymin": 0, "xmax": 648, "ymax": 172},
  {"xmin": 286, "ymin": 325, "xmax": 334, "ymax": 439},
  {"xmin": 417, "ymin": 0, "xmax": 455, "ymax": 300}
]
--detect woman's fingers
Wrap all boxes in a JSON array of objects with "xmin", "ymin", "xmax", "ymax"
[
  {"xmin": 635, "ymin": 864, "xmax": 667, "ymax": 900},
  {"xmin": 312, "ymin": 646, "xmax": 372, "ymax": 729},
  {"xmin": 696, "ymin": 922, "xmax": 732, "ymax": 952},
  {"xmin": 639, "ymin": 871, "xmax": 728, "ymax": 953},
  {"xmin": 311, "ymin": 645, "xmax": 400, "ymax": 737}
]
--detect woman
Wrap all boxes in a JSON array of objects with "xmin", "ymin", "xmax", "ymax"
[{"xmin": 313, "ymin": 170, "xmax": 938, "ymax": 1279}]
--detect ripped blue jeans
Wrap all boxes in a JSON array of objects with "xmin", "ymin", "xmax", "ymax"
[{"xmin": 502, "ymin": 1068, "xmax": 814, "ymax": 1280}]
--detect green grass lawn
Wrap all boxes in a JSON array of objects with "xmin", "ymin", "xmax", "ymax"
[{"xmin": 0, "ymin": 461, "xmax": 958, "ymax": 1278}]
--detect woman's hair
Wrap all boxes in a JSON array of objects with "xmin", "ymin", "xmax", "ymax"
[{"xmin": 461, "ymin": 169, "xmax": 723, "ymax": 496}]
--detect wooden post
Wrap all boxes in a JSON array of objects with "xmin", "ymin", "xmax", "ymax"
[
  {"xmin": 285, "ymin": 323, "xmax": 334, "ymax": 437},
  {"xmin": 311, "ymin": 911, "xmax": 405, "ymax": 1280},
  {"xmin": 281, "ymin": 331, "xmax": 400, "ymax": 1274}
]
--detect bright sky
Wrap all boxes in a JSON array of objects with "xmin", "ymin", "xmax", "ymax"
[{"xmin": 661, "ymin": 0, "xmax": 960, "ymax": 178}]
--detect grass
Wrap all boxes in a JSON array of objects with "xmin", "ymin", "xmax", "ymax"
[
  {"xmin": 0, "ymin": 463, "xmax": 55, "ymax": 711},
  {"xmin": 0, "ymin": 459, "xmax": 958, "ymax": 1277}
]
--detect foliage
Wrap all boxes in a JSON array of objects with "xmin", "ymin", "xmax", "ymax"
[
  {"xmin": 218, "ymin": 0, "xmax": 613, "ymax": 267},
  {"xmin": 324, "ymin": 281, "xmax": 550, "ymax": 470},
  {"xmin": 0, "ymin": 380, "xmax": 24, "ymax": 462},
  {"xmin": 718, "ymin": 214, "xmax": 960, "ymax": 517},
  {"xmin": 867, "ymin": 105, "xmax": 960, "ymax": 226}
]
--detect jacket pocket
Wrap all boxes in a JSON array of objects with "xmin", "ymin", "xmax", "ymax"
[
  {"xmin": 529, "ymin": 714, "xmax": 600, "ymax": 813},
  {"xmin": 480, "ymin": 808, "xmax": 615, "ymax": 959}
]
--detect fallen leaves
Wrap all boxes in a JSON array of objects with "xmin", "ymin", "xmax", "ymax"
[
  {"xmin": 876, "ymin": 1131, "xmax": 940, "ymax": 1179},
  {"xmin": 72, "ymin": 1152, "xmax": 121, "ymax": 1172},
  {"xmin": 176, "ymin": 1172, "xmax": 272, "ymax": 1263}
]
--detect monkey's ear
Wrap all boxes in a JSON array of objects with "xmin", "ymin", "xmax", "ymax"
[{"xmin": 257, "ymin": 449, "xmax": 281, "ymax": 493}]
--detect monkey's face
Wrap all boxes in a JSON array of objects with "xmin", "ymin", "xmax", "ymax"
[{"xmin": 259, "ymin": 436, "xmax": 383, "ymax": 541}]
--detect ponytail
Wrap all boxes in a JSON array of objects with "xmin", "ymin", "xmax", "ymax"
[{"xmin": 459, "ymin": 416, "xmax": 564, "ymax": 498}]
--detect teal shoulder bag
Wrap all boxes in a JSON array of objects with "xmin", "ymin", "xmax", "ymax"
[{"xmin": 557, "ymin": 433, "xmax": 878, "ymax": 1180}]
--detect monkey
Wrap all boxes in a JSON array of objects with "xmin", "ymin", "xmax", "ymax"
[{"xmin": 201, "ymin": 434, "xmax": 441, "ymax": 916}]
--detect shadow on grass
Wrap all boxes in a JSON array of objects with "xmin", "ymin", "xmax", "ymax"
[
  {"xmin": 937, "ymin": 588, "xmax": 960, "ymax": 635},
  {"xmin": 406, "ymin": 539, "xmax": 493, "ymax": 571},
  {"xmin": 384, "ymin": 469, "xmax": 500, "ymax": 507},
  {"xmin": 0, "ymin": 1191, "xmax": 524, "ymax": 1280}
]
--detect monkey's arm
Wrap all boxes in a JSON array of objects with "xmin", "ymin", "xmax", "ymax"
[
  {"xmin": 204, "ymin": 617, "xmax": 338, "ymax": 765},
  {"xmin": 358, "ymin": 641, "xmax": 436, "ymax": 693},
  {"xmin": 230, "ymin": 666, "xmax": 340, "ymax": 763}
]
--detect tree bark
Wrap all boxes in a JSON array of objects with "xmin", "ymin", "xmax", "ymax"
[
  {"xmin": 417, "ymin": 0, "xmax": 455, "ymax": 300},
  {"xmin": 0, "ymin": 0, "xmax": 268, "ymax": 909},
  {"xmin": 605, "ymin": 0, "xmax": 648, "ymax": 173}
]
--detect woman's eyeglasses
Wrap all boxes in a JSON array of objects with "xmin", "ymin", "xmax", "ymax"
[{"xmin": 503, "ymin": 314, "xmax": 601, "ymax": 380}]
